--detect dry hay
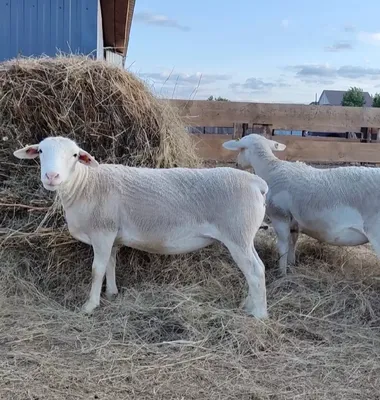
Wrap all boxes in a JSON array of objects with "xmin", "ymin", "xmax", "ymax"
[
  {"xmin": 1, "ymin": 56, "xmax": 380, "ymax": 399},
  {"xmin": 0, "ymin": 54, "xmax": 201, "ymax": 290},
  {"xmin": 0, "ymin": 54, "xmax": 200, "ymax": 228},
  {"xmin": 1, "ymin": 230, "xmax": 380, "ymax": 399}
]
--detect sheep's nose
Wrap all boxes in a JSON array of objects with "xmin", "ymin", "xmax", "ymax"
[{"xmin": 45, "ymin": 172, "xmax": 60, "ymax": 181}]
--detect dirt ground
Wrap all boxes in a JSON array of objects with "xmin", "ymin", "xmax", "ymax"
[{"xmin": 1, "ymin": 224, "xmax": 380, "ymax": 400}]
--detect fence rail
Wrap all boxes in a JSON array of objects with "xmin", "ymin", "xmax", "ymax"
[
  {"xmin": 166, "ymin": 99, "xmax": 380, "ymax": 164},
  {"xmin": 168, "ymin": 99, "xmax": 380, "ymax": 132}
]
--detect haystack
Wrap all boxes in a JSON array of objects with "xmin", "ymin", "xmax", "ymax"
[{"xmin": 0, "ymin": 55, "xmax": 201, "ymax": 305}]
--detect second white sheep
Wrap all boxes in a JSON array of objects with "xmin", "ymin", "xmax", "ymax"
[{"xmin": 223, "ymin": 133, "xmax": 380, "ymax": 275}]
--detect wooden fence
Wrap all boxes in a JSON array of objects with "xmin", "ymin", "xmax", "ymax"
[{"xmin": 167, "ymin": 99, "xmax": 380, "ymax": 164}]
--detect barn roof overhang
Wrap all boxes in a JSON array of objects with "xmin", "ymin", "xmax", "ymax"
[{"xmin": 100, "ymin": 0, "xmax": 135, "ymax": 56}]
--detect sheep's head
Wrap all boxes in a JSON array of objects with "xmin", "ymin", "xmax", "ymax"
[
  {"xmin": 222, "ymin": 134, "xmax": 286, "ymax": 169},
  {"xmin": 13, "ymin": 136, "xmax": 99, "ymax": 191}
]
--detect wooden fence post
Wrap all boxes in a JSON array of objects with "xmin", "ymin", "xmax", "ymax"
[
  {"xmin": 233, "ymin": 123, "xmax": 244, "ymax": 139},
  {"xmin": 251, "ymin": 124, "xmax": 273, "ymax": 137},
  {"xmin": 242, "ymin": 123, "xmax": 248, "ymax": 137},
  {"xmin": 360, "ymin": 127, "xmax": 371, "ymax": 143},
  {"xmin": 263, "ymin": 124, "xmax": 273, "ymax": 139}
]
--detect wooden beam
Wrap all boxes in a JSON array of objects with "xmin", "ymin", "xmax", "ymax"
[
  {"xmin": 123, "ymin": 0, "xmax": 135, "ymax": 56},
  {"xmin": 274, "ymin": 137, "xmax": 380, "ymax": 163},
  {"xmin": 168, "ymin": 99, "xmax": 380, "ymax": 133},
  {"xmin": 233, "ymin": 123, "xmax": 244, "ymax": 139},
  {"xmin": 263, "ymin": 124, "xmax": 273, "ymax": 139},
  {"xmin": 191, "ymin": 134, "xmax": 235, "ymax": 162},
  {"xmin": 190, "ymin": 134, "xmax": 380, "ymax": 164}
]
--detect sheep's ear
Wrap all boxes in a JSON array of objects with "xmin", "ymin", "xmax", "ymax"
[
  {"xmin": 222, "ymin": 139, "xmax": 246, "ymax": 151},
  {"xmin": 13, "ymin": 144, "xmax": 39, "ymax": 159},
  {"xmin": 269, "ymin": 140, "xmax": 286, "ymax": 152},
  {"xmin": 78, "ymin": 149, "xmax": 99, "ymax": 168}
]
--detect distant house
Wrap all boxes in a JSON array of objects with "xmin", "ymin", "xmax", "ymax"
[{"xmin": 318, "ymin": 90, "xmax": 373, "ymax": 107}]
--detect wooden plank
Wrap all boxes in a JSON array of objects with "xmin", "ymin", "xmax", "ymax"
[
  {"xmin": 275, "ymin": 138, "xmax": 380, "ymax": 163},
  {"xmin": 191, "ymin": 134, "xmax": 236, "ymax": 162},
  {"xmin": 233, "ymin": 123, "xmax": 244, "ymax": 139},
  {"xmin": 168, "ymin": 99, "xmax": 380, "ymax": 132},
  {"xmin": 263, "ymin": 124, "xmax": 273, "ymax": 139},
  {"xmin": 191, "ymin": 134, "xmax": 380, "ymax": 163},
  {"xmin": 272, "ymin": 135, "xmax": 359, "ymax": 143}
]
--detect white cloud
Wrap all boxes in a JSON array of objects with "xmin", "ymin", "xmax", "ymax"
[
  {"xmin": 281, "ymin": 19, "xmax": 289, "ymax": 29},
  {"xmin": 357, "ymin": 31, "xmax": 380, "ymax": 45},
  {"xmin": 139, "ymin": 71, "xmax": 232, "ymax": 86},
  {"xmin": 344, "ymin": 24, "xmax": 356, "ymax": 33},
  {"xmin": 134, "ymin": 11, "xmax": 190, "ymax": 31},
  {"xmin": 230, "ymin": 77, "xmax": 290, "ymax": 93},
  {"xmin": 324, "ymin": 41, "xmax": 353, "ymax": 52},
  {"xmin": 286, "ymin": 63, "xmax": 380, "ymax": 84}
]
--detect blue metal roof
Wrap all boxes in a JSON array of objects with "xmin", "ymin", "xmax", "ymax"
[{"xmin": 0, "ymin": 0, "xmax": 98, "ymax": 61}]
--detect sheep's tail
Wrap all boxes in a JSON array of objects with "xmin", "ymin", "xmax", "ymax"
[{"xmin": 251, "ymin": 175, "xmax": 268, "ymax": 196}]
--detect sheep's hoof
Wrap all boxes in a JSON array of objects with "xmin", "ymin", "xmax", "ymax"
[
  {"xmin": 81, "ymin": 301, "xmax": 98, "ymax": 315},
  {"xmin": 242, "ymin": 297, "xmax": 268, "ymax": 320},
  {"xmin": 245, "ymin": 307, "xmax": 269, "ymax": 320},
  {"xmin": 105, "ymin": 290, "xmax": 119, "ymax": 301},
  {"xmin": 246, "ymin": 307, "xmax": 269, "ymax": 320},
  {"xmin": 278, "ymin": 267, "xmax": 288, "ymax": 278}
]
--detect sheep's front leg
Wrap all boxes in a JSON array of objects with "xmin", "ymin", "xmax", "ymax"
[
  {"xmin": 82, "ymin": 234, "xmax": 116, "ymax": 314},
  {"xmin": 272, "ymin": 218, "xmax": 291, "ymax": 276}
]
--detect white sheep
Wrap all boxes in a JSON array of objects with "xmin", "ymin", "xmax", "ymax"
[
  {"xmin": 14, "ymin": 136, "xmax": 269, "ymax": 319},
  {"xmin": 223, "ymin": 133, "xmax": 380, "ymax": 275}
]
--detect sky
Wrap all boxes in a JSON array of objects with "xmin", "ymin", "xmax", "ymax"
[{"xmin": 126, "ymin": 0, "xmax": 380, "ymax": 104}]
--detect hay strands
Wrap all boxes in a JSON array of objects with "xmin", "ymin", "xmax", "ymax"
[
  {"xmin": 0, "ymin": 201, "xmax": 50, "ymax": 212},
  {"xmin": 0, "ymin": 226, "xmax": 75, "ymax": 247}
]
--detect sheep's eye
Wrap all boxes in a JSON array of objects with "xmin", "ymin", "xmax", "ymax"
[
  {"xmin": 38, "ymin": 149, "xmax": 42, "ymax": 154},
  {"xmin": 73, "ymin": 153, "xmax": 78, "ymax": 157}
]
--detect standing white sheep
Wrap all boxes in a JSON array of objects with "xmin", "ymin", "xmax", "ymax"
[
  {"xmin": 223, "ymin": 133, "xmax": 380, "ymax": 275},
  {"xmin": 14, "ymin": 136, "xmax": 269, "ymax": 319}
]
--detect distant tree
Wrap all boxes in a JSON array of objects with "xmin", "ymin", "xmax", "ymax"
[
  {"xmin": 373, "ymin": 93, "xmax": 380, "ymax": 108},
  {"xmin": 309, "ymin": 101, "xmax": 318, "ymax": 105},
  {"xmin": 341, "ymin": 87, "xmax": 365, "ymax": 107},
  {"xmin": 207, "ymin": 95, "xmax": 229, "ymax": 101}
]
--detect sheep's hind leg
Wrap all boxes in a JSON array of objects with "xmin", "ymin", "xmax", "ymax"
[
  {"xmin": 226, "ymin": 242, "xmax": 268, "ymax": 319},
  {"xmin": 271, "ymin": 218, "xmax": 291, "ymax": 276},
  {"xmin": 287, "ymin": 220, "xmax": 299, "ymax": 266},
  {"xmin": 105, "ymin": 246, "xmax": 120, "ymax": 300},
  {"xmin": 364, "ymin": 225, "xmax": 380, "ymax": 261}
]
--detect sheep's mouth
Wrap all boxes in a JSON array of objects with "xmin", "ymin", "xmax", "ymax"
[{"xmin": 43, "ymin": 182, "xmax": 60, "ymax": 191}]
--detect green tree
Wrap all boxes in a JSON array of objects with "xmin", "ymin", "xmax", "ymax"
[
  {"xmin": 341, "ymin": 87, "xmax": 365, "ymax": 107},
  {"xmin": 207, "ymin": 95, "xmax": 229, "ymax": 101},
  {"xmin": 373, "ymin": 93, "xmax": 380, "ymax": 108}
]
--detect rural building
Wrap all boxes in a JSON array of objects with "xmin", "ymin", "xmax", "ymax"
[
  {"xmin": 318, "ymin": 89, "xmax": 373, "ymax": 107},
  {"xmin": 0, "ymin": 0, "xmax": 135, "ymax": 67}
]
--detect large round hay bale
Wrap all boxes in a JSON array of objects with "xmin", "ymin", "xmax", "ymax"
[{"xmin": 0, "ymin": 56, "xmax": 203, "ymax": 306}]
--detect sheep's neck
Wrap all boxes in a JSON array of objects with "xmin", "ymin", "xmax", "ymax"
[
  {"xmin": 57, "ymin": 163, "xmax": 89, "ymax": 209},
  {"xmin": 250, "ymin": 146, "xmax": 280, "ymax": 182}
]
